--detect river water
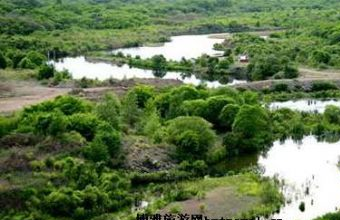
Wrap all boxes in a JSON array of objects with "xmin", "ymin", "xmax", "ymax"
[
  {"xmin": 260, "ymin": 136, "xmax": 340, "ymax": 220},
  {"xmin": 51, "ymin": 33, "xmax": 340, "ymax": 220},
  {"xmin": 112, "ymin": 33, "xmax": 226, "ymax": 61},
  {"xmin": 50, "ymin": 33, "xmax": 247, "ymax": 87},
  {"xmin": 269, "ymin": 99, "xmax": 340, "ymax": 113}
]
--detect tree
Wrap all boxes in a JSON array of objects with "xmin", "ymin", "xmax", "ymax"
[
  {"xmin": 121, "ymin": 92, "xmax": 140, "ymax": 127},
  {"xmin": 38, "ymin": 64, "xmax": 55, "ymax": 80},
  {"xmin": 219, "ymin": 104, "xmax": 240, "ymax": 130},
  {"xmin": 166, "ymin": 116, "xmax": 216, "ymax": 161},
  {"xmin": 96, "ymin": 93, "xmax": 121, "ymax": 130},
  {"xmin": 249, "ymin": 54, "xmax": 281, "ymax": 80},
  {"xmin": 44, "ymin": 187, "xmax": 82, "ymax": 217},
  {"xmin": 205, "ymin": 96, "xmax": 235, "ymax": 126},
  {"xmin": 34, "ymin": 111, "xmax": 68, "ymax": 136},
  {"xmin": 151, "ymin": 55, "xmax": 167, "ymax": 78},
  {"xmin": 283, "ymin": 63, "xmax": 299, "ymax": 78},
  {"xmin": 324, "ymin": 105, "xmax": 340, "ymax": 124},
  {"xmin": 140, "ymin": 101, "xmax": 162, "ymax": 142},
  {"xmin": 180, "ymin": 99, "xmax": 208, "ymax": 117},
  {"xmin": 95, "ymin": 123, "xmax": 121, "ymax": 157},
  {"xmin": 128, "ymin": 85, "xmax": 155, "ymax": 108},
  {"xmin": 68, "ymin": 113, "xmax": 99, "ymax": 141},
  {"xmin": 84, "ymin": 140, "xmax": 110, "ymax": 163},
  {"xmin": 0, "ymin": 52, "xmax": 7, "ymax": 69},
  {"xmin": 226, "ymin": 105, "xmax": 272, "ymax": 153}
]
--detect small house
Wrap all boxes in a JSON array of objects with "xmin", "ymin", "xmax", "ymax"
[{"xmin": 238, "ymin": 54, "xmax": 249, "ymax": 63}]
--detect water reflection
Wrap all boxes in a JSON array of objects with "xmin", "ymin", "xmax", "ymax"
[
  {"xmin": 112, "ymin": 34, "xmax": 225, "ymax": 61},
  {"xmin": 269, "ymin": 99, "xmax": 340, "ymax": 113},
  {"xmin": 50, "ymin": 56, "xmax": 247, "ymax": 88},
  {"xmin": 213, "ymin": 136, "xmax": 340, "ymax": 220},
  {"xmin": 260, "ymin": 136, "xmax": 340, "ymax": 220}
]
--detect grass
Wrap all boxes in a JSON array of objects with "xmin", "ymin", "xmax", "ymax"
[
  {"xmin": 143, "ymin": 173, "xmax": 284, "ymax": 219},
  {"xmin": 0, "ymin": 68, "xmax": 37, "ymax": 81}
]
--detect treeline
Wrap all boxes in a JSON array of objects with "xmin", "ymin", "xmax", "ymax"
[{"xmin": 2, "ymin": 0, "xmax": 340, "ymax": 57}]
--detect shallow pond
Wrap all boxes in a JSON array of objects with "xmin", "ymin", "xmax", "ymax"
[
  {"xmin": 218, "ymin": 136, "xmax": 340, "ymax": 220},
  {"xmin": 269, "ymin": 99, "xmax": 340, "ymax": 113},
  {"xmin": 260, "ymin": 136, "xmax": 340, "ymax": 220},
  {"xmin": 50, "ymin": 56, "xmax": 246, "ymax": 87},
  {"xmin": 112, "ymin": 33, "xmax": 226, "ymax": 61}
]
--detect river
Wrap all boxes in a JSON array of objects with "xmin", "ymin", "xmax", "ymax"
[{"xmin": 50, "ymin": 33, "xmax": 246, "ymax": 87}]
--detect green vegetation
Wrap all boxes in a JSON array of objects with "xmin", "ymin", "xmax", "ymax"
[
  {"xmin": 3, "ymin": 0, "xmax": 340, "ymax": 219},
  {"xmin": 314, "ymin": 212, "xmax": 340, "ymax": 220},
  {"xmin": 2, "ymin": 82, "xmax": 340, "ymax": 219}
]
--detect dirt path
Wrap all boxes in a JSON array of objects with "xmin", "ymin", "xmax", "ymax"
[
  {"xmin": 233, "ymin": 67, "xmax": 340, "ymax": 91},
  {"xmin": 0, "ymin": 78, "xmax": 182, "ymax": 114},
  {"xmin": 0, "ymin": 81, "xmax": 71, "ymax": 114}
]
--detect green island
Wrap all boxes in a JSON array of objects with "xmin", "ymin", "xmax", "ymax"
[{"xmin": 2, "ymin": 0, "xmax": 340, "ymax": 220}]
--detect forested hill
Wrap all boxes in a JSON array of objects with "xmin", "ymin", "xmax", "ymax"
[
  {"xmin": 1, "ymin": 0, "xmax": 340, "ymax": 35},
  {"xmin": 1, "ymin": 0, "xmax": 340, "ymax": 69}
]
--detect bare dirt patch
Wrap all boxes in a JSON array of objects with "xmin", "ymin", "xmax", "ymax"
[
  {"xmin": 0, "ymin": 81, "xmax": 70, "ymax": 113},
  {"xmin": 161, "ymin": 186, "xmax": 260, "ymax": 218}
]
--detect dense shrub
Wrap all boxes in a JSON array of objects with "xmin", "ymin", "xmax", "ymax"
[
  {"xmin": 219, "ymin": 104, "xmax": 240, "ymax": 130},
  {"xmin": 0, "ymin": 116, "xmax": 18, "ymax": 138},
  {"xmin": 324, "ymin": 105, "xmax": 340, "ymax": 124},
  {"xmin": 68, "ymin": 113, "xmax": 99, "ymax": 141},
  {"xmin": 205, "ymin": 96, "xmax": 235, "ymax": 126},
  {"xmin": 166, "ymin": 116, "xmax": 216, "ymax": 161},
  {"xmin": 38, "ymin": 64, "xmax": 55, "ymax": 80},
  {"xmin": 128, "ymin": 85, "xmax": 155, "ymax": 108},
  {"xmin": 225, "ymin": 105, "xmax": 272, "ymax": 154},
  {"xmin": 54, "ymin": 96, "xmax": 92, "ymax": 115},
  {"xmin": 96, "ymin": 93, "xmax": 121, "ymax": 130},
  {"xmin": 0, "ymin": 52, "xmax": 7, "ymax": 69},
  {"xmin": 34, "ymin": 111, "xmax": 68, "ymax": 136},
  {"xmin": 180, "ymin": 99, "xmax": 208, "ymax": 117},
  {"xmin": 311, "ymin": 81, "xmax": 338, "ymax": 91}
]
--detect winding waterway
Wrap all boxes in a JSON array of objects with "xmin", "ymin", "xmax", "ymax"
[
  {"xmin": 51, "ymin": 33, "xmax": 340, "ymax": 220},
  {"xmin": 50, "ymin": 33, "xmax": 247, "ymax": 87}
]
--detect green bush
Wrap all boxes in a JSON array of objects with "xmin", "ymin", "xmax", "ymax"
[
  {"xmin": 166, "ymin": 116, "xmax": 216, "ymax": 161},
  {"xmin": 0, "ymin": 51, "xmax": 7, "ymax": 69},
  {"xmin": 68, "ymin": 113, "xmax": 99, "ymax": 141},
  {"xmin": 0, "ymin": 116, "xmax": 18, "ymax": 138},
  {"xmin": 54, "ymin": 96, "xmax": 92, "ymax": 115},
  {"xmin": 311, "ymin": 81, "xmax": 338, "ymax": 92},
  {"xmin": 128, "ymin": 85, "xmax": 155, "ymax": 108},
  {"xmin": 273, "ymin": 83, "xmax": 289, "ymax": 92},
  {"xmin": 225, "ymin": 105, "xmax": 273, "ymax": 154},
  {"xmin": 219, "ymin": 104, "xmax": 240, "ymax": 130},
  {"xmin": 324, "ymin": 105, "xmax": 340, "ymax": 124},
  {"xmin": 180, "ymin": 99, "xmax": 208, "ymax": 118},
  {"xmin": 38, "ymin": 64, "xmax": 55, "ymax": 80},
  {"xmin": 96, "ymin": 93, "xmax": 121, "ymax": 130},
  {"xmin": 34, "ymin": 111, "xmax": 68, "ymax": 136},
  {"xmin": 205, "ymin": 96, "xmax": 235, "ymax": 126}
]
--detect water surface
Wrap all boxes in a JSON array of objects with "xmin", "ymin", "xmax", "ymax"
[
  {"xmin": 259, "ymin": 136, "xmax": 340, "ymax": 220},
  {"xmin": 112, "ymin": 34, "xmax": 225, "ymax": 61},
  {"xmin": 269, "ymin": 99, "xmax": 340, "ymax": 113},
  {"xmin": 50, "ymin": 56, "xmax": 247, "ymax": 87}
]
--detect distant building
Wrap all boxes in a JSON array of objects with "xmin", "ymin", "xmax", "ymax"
[{"xmin": 238, "ymin": 54, "xmax": 249, "ymax": 63}]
